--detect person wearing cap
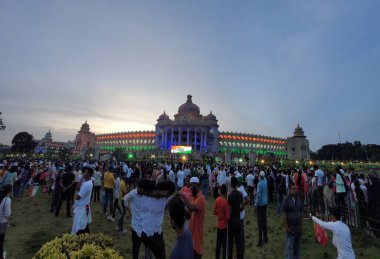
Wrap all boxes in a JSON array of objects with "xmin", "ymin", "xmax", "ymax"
[
  {"xmin": 179, "ymin": 176, "xmax": 206, "ymax": 259},
  {"xmin": 255, "ymin": 171, "xmax": 268, "ymax": 247}
]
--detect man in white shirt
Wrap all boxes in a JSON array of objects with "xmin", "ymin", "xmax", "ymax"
[
  {"xmin": 217, "ymin": 166, "xmax": 227, "ymax": 187},
  {"xmin": 246, "ymin": 170, "xmax": 255, "ymax": 205},
  {"xmin": 314, "ymin": 165, "xmax": 325, "ymax": 214},
  {"xmin": 124, "ymin": 179, "xmax": 172, "ymax": 259},
  {"xmin": 71, "ymin": 168, "xmax": 93, "ymax": 235},
  {"xmin": 177, "ymin": 168, "xmax": 185, "ymax": 190},
  {"xmin": 168, "ymin": 169, "xmax": 176, "ymax": 184}
]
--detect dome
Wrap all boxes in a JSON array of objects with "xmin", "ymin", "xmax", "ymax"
[
  {"xmin": 293, "ymin": 124, "xmax": 306, "ymax": 137},
  {"xmin": 158, "ymin": 111, "xmax": 170, "ymax": 120},
  {"xmin": 80, "ymin": 120, "xmax": 90, "ymax": 133},
  {"xmin": 178, "ymin": 95, "xmax": 200, "ymax": 116},
  {"xmin": 174, "ymin": 95, "xmax": 203, "ymax": 121},
  {"xmin": 204, "ymin": 111, "xmax": 217, "ymax": 121}
]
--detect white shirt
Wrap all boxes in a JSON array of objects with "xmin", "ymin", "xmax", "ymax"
[
  {"xmin": 177, "ymin": 170, "xmax": 185, "ymax": 188},
  {"xmin": 184, "ymin": 168, "xmax": 191, "ymax": 177},
  {"xmin": 247, "ymin": 174, "xmax": 255, "ymax": 187},
  {"xmin": 169, "ymin": 170, "xmax": 176, "ymax": 184},
  {"xmin": 123, "ymin": 164, "xmax": 129, "ymax": 174},
  {"xmin": 74, "ymin": 180, "xmax": 93, "ymax": 207},
  {"xmin": 73, "ymin": 170, "xmax": 82, "ymax": 183},
  {"xmin": 124, "ymin": 189, "xmax": 169, "ymax": 237},
  {"xmin": 312, "ymin": 217, "xmax": 355, "ymax": 259},
  {"xmin": 114, "ymin": 177, "xmax": 121, "ymax": 198},
  {"xmin": 217, "ymin": 170, "xmax": 227, "ymax": 185},
  {"xmin": 238, "ymin": 186, "xmax": 248, "ymax": 220},
  {"xmin": 315, "ymin": 169, "xmax": 325, "ymax": 187},
  {"xmin": 0, "ymin": 197, "xmax": 11, "ymax": 223},
  {"xmin": 93, "ymin": 171, "xmax": 102, "ymax": 186}
]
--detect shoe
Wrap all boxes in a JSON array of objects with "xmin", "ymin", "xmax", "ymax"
[
  {"xmin": 118, "ymin": 230, "xmax": 128, "ymax": 235},
  {"xmin": 256, "ymin": 242, "xmax": 263, "ymax": 247},
  {"xmin": 107, "ymin": 216, "xmax": 115, "ymax": 222},
  {"xmin": 115, "ymin": 226, "xmax": 120, "ymax": 231}
]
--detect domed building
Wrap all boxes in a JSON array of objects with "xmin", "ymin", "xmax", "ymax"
[
  {"xmin": 155, "ymin": 95, "xmax": 219, "ymax": 153},
  {"xmin": 74, "ymin": 121, "xmax": 96, "ymax": 157},
  {"xmin": 286, "ymin": 124, "xmax": 310, "ymax": 161},
  {"xmin": 95, "ymin": 95, "xmax": 309, "ymax": 162}
]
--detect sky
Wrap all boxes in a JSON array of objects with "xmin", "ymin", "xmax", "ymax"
[{"xmin": 0, "ymin": 1, "xmax": 379, "ymax": 151}]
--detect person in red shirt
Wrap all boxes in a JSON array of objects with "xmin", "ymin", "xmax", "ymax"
[
  {"xmin": 181, "ymin": 176, "xmax": 192, "ymax": 201},
  {"xmin": 213, "ymin": 184, "xmax": 230, "ymax": 259},
  {"xmin": 179, "ymin": 177, "xmax": 206, "ymax": 259}
]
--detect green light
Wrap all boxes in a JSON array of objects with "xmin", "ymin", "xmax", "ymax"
[{"xmin": 128, "ymin": 153, "xmax": 133, "ymax": 159}]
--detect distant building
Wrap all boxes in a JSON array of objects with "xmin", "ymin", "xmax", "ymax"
[
  {"xmin": 74, "ymin": 121, "xmax": 96, "ymax": 157},
  {"xmin": 95, "ymin": 95, "xmax": 290, "ymax": 159},
  {"xmin": 286, "ymin": 124, "xmax": 310, "ymax": 161},
  {"xmin": 35, "ymin": 130, "xmax": 68, "ymax": 153}
]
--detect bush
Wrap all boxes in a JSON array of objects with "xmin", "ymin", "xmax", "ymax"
[{"xmin": 33, "ymin": 233, "xmax": 122, "ymax": 259}]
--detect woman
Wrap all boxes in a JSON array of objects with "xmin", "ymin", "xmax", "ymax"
[
  {"xmin": 311, "ymin": 207, "xmax": 355, "ymax": 259},
  {"xmin": 0, "ymin": 184, "xmax": 12, "ymax": 259}
]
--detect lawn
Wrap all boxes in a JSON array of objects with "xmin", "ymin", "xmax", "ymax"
[{"xmin": 5, "ymin": 192, "xmax": 380, "ymax": 258}]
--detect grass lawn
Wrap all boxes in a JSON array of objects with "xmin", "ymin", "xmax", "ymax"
[{"xmin": 5, "ymin": 192, "xmax": 380, "ymax": 258}]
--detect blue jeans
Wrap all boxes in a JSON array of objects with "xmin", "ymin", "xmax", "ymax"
[
  {"xmin": 103, "ymin": 188, "xmax": 114, "ymax": 215},
  {"xmin": 285, "ymin": 232, "xmax": 302, "ymax": 259},
  {"xmin": 118, "ymin": 203, "xmax": 126, "ymax": 231},
  {"xmin": 277, "ymin": 193, "xmax": 284, "ymax": 215}
]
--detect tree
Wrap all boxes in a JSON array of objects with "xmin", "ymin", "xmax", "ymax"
[
  {"xmin": 0, "ymin": 112, "xmax": 5, "ymax": 130},
  {"xmin": 11, "ymin": 132, "xmax": 37, "ymax": 153}
]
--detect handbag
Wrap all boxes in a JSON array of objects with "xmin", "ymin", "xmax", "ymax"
[{"xmin": 0, "ymin": 199, "xmax": 8, "ymax": 234}]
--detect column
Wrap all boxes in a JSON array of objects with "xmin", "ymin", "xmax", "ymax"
[
  {"xmin": 200, "ymin": 130, "xmax": 203, "ymax": 151},
  {"xmin": 178, "ymin": 129, "xmax": 181, "ymax": 145},
  {"xmin": 186, "ymin": 129, "xmax": 190, "ymax": 146},
  {"xmin": 161, "ymin": 129, "xmax": 164, "ymax": 148},
  {"xmin": 194, "ymin": 129, "xmax": 197, "ymax": 150},
  {"xmin": 170, "ymin": 129, "xmax": 174, "ymax": 147},
  {"xmin": 164, "ymin": 129, "xmax": 168, "ymax": 149},
  {"xmin": 203, "ymin": 130, "xmax": 207, "ymax": 150}
]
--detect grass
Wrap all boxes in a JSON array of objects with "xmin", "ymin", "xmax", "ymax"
[{"xmin": 5, "ymin": 192, "xmax": 380, "ymax": 258}]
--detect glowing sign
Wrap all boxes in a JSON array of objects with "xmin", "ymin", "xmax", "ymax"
[{"xmin": 171, "ymin": 146, "xmax": 192, "ymax": 154}]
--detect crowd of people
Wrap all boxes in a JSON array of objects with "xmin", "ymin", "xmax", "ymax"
[{"xmin": 0, "ymin": 157, "xmax": 379, "ymax": 258}]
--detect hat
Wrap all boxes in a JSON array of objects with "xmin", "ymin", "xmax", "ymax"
[
  {"xmin": 310, "ymin": 167, "xmax": 315, "ymax": 171},
  {"xmin": 190, "ymin": 177, "xmax": 199, "ymax": 184},
  {"xmin": 260, "ymin": 171, "xmax": 265, "ymax": 177}
]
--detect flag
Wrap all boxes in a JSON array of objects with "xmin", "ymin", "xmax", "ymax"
[
  {"xmin": 314, "ymin": 223, "xmax": 329, "ymax": 246},
  {"xmin": 28, "ymin": 186, "xmax": 41, "ymax": 197}
]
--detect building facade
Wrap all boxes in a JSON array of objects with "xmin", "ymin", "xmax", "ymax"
[
  {"xmin": 95, "ymin": 95, "xmax": 308, "ymax": 160},
  {"xmin": 74, "ymin": 121, "xmax": 96, "ymax": 156}
]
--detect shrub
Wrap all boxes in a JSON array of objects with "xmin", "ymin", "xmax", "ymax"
[{"xmin": 33, "ymin": 233, "xmax": 122, "ymax": 259}]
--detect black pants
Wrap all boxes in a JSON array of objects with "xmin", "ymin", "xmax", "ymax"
[
  {"xmin": 50, "ymin": 190, "xmax": 59, "ymax": 212},
  {"xmin": 55, "ymin": 190, "xmax": 72, "ymax": 217},
  {"xmin": 0, "ymin": 233, "xmax": 5, "ymax": 259},
  {"xmin": 103, "ymin": 188, "xmax": 114, "ymax": 215},
  {"xmin": 76, "ymin": 224, "xmax": 90, "ymax": 235},
  {"xmin": 317, "ymin": 187, "xmax": 325, "ymax": 213},
  {"xmin": 93, "ymin": 186, "xmax": 100, "ymax": 202},
  {"xmin": 257, "ymin": 205, "xmax": 268, "ymax": 244},
  {"xmin": 228, "ymin": 226, "xmax": 242, "ymax": 259},
  {"xmin": 132, "ymin": 229, "xmax": 165, "ymax": 259},
  {"xmin": 193, "ymin": 249, "xmax": 202, "ymax": 259},
  {"xmin": 112, "ymin": 198, "xmax": 121, "ymax": 218},
  {"xmin": 216, "ymin": 228, "xmax": 227, "ymax": 259}
]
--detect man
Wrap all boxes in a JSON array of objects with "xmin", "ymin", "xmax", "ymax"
[
  {"xmin": 168, "ymin": 196, "xmax": 193, "ymax": 259},
  {"xmin": 217, "ymin": 166, "xmax": 227, "ymax": 187},
  {"xmin": 103, "ymin": 167, "xmax": 115, "ymax": 216},
  {"xmin": 246, "ymin": 169, "xmax": 255, "ymax": 205},
  {"xmin": 179, "ymin": 177, "xmax": 206, "ymax": 259},
  {"xmin": 275, "ymin": 171, "xmax": 286, "ymax": 215},
  {"xmin": 237, "ymin": 176, "xmax": 249, "ymax": 258},
  {"xmin": 227, "ymin": 176, "xmax": 243, "ymax": 259},
  {"xmin": 181, "ymin": 176, "xmax": 192, "ymax": 201},
  {"xmin": 314, "ymin": 165, "xmax": 325, "ymax": 215},
  {"xmin": 55, "ymin": 165, "xmax": 75, "ymax": 217},
  {"xmin": 124, "ymin": 178, "xmax": 173, "ymax": 259},
  {"xmin": 71, "ymin": 167, "xmax": 94, "ymax": 235},
  {"xmin": 255, "ymin": 171, "xmax": 268, "ymax": 247},
  {"xmin": 282, "ymin": 184, "xmax": 303, "ymax": 259},
  {"xmin": 213, "ymin": 184, "xmax": 230, "ymax": 259},
  {"xmin": 177, "ymin": 167, "xmax": 185, "ymax": 190}
]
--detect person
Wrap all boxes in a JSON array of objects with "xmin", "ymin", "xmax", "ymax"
[
  {"xmin": 92, "ymin": 166, "xmax": 102, "ymax": 202},
  {"xmin": 103, "ymin": 167, "xmax": 115, "ymax": 216},
  {"xmin": 282, "ymin": 184, "xmax": 303, "ymax": 259},
  {"xmin": 311, "ymin": 207, "xmax": 355, "ymax": 259},
  {"xmin": 168, "ymin": 167, "xmax": 176, "ymax": 184},
  {"xmin": 314, "ymin": 165, "xmax": 325, "ymax": 215},
  {"xmin": 335, "ymin": 168, "xmax": 347, "ymax": 207},
  {"xmin": 108, "ymin": 171, "xmax": 122, "ymax": 222},
  {"xmin": 181, "ymin": 176, "xmax": 192, "ymax": 202},
  {"xmin": 227, "ymin": 176, "xmax": 243, "ymax": 259},
  {"xmin": 55, "ymin": 165, "xmax": 75, "ymax": 217},
  {"xmin": 116, "ymin": 174, "xmax": 128, "ymax": 234},
  {"xmin": 217, "ymin": 166, "xmax": 227, "ymax": 187},
  {"xmin": 71, "ymin": 167, "xmax": 94, "ymax": 235},
  {"xmin": 246, "ymin": 169, "xmax": 255, "ymax": 205},
  {"xmin": 179, "ymin": 177, "xmax": 206, "ymax": 259},
  {"xmin": 168, "ymin": 195, "xmax": 193, "ymax": 259},
  {"xmin": 177, "ymin": 167, "xmax": 185, "ymax": 190},
  {"xmin": 213, "ymin": 184, "xmax": 230, "ymax": 259},
  {"xmin": 275, "ymin": 171, "xmax": 286, "ymax": 215},
  {"xmin": 72, "ymin": 165, "xmax": 82, "ymax": 202},
  {"xmin": 237, "ymin": 176, "xmax": 249, "ymax": 258},
  {"xmin": 124, "ymin": 178, "xmax": 174, "ymax": 259},
  {"xmin": 0, "ymin": 184, "xmax": 12, "ymax": 259},
  {"xmin": 255, "ymin": 171, "xmax": 268, "ymax": 247}
]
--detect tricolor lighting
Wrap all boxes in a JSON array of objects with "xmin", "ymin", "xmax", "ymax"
[{"xmin": 171, "ymin": 146, "xmax": 192, "ymax": 154}]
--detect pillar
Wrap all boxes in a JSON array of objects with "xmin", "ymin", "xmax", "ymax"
[
  {"xmin": 170, "ymin": 129, "xmax": 174, "ymax": 147},
  {"xmin": 224, "ymin": 149, "xmax": 232, "ymax": 166},
  {"xmin": 178, "ymin": 129, "xmax": 181, "ymax": 145},
  {"xmin": 203, "ymin": 130, "xmax": 207, "ymax": 150},
  {"xmin": 187, "ymin": 129, "xmax": 190, "ymax": 146},
  {"xmin": 200, "ymin": 130, "xmax": 203, "ymax": 151},
  {"xmin": 194, "ymin": 129, "xmax": 197, "ymax": 150}
]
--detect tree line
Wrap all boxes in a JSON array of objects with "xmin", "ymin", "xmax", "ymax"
[{"xmin": 311, "ymin": 141, "xmax": 380, "ymax": 162}]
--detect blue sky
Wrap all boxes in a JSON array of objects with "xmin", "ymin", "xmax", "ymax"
[{"xmin": 0, "ymin": 1, "xmax": 379, "ymax": 151}]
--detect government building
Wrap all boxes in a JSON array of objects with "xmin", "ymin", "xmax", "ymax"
[{"xmin": 93, "ymin": 95, "xmax": 311, "ymax": 162}]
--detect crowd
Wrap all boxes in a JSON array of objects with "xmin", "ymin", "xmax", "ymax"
[{"xmin": 0, "ymin": 157, "xmax": 379, "ymax": 259}]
